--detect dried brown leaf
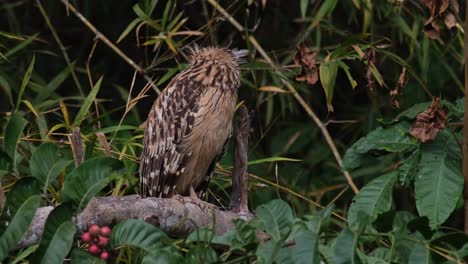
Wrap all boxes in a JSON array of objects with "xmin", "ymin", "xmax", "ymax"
[
  {"xmin": 258, "ymin": 86, "xmax": 289, "ymax": 93},
  {"xmin": 424, "ymin": 0, "xmax": 449, "ymax": 17},
  {"xmin": 294, "ymin": 43, "xmax": 319, "ymax": 85},
  {"xmin": 390, "ymin": 67, "xmax": 409, "ymax": 109},
  {"xmin": 409, "ymin": 97, "xmax": 447, "ymax": 142}
]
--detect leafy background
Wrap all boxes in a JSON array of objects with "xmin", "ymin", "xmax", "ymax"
[{"xmin": 0, "ymin": 0, "xmax": 466, "ymax": 263}]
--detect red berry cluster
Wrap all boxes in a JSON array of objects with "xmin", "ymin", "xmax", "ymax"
[{"xmin": 81, "ymin": 224, "xmax": 112, "ymax": 260}]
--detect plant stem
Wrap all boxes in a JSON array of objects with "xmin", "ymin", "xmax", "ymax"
[
  {"xmin": 35, "ymin": 0, "xmax": 84, "ymax": 97},
  {"xmin": 207, "ymin": 0, "xmax": 359, "ymax": 194},
  {"xmin": 463, "ymin": 0, "xmax": 468, "ymax": 234},
  {"xmin": 59, "ymin": 0, "xmax": 161, "ymax": 94}
]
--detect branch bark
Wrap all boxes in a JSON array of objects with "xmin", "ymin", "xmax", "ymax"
[
  {"xmin": 17, "ymin": 195, "xmax": 254, "ymax": 248},
  {"xmin": 230, "ymin": 105, "xmax": 250, "ymax": 213}
]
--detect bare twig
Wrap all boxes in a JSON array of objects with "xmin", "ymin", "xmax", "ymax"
[
  {"xmin": 96, "ymin": 132, "xmax": 113, "ymax": 158},
  {"xmin": 17, "ymin": 195, "xmax": 255, "ymax": 248},
  {"xmin": 207, "ymin": 0, "xmax": 359, "ymax": 194},
  {"xmin": 69, "ymin": 127, "xmax": 84, "ymax": 166},
  {"xmin": 35, "ymin": 0, "xmax": 84, "ymax": 97},
  {"xmin": 59, "ymin": 0, "xmax": 161, "ymax": 94},
  {"xmin": 230, "ymin": 105, "xmax": 250, "ymax": 213}
]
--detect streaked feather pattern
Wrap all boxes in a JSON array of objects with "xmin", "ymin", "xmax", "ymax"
[{"xmin": 139, "ymin": 47, "xmax": 246, "ymax": 198}]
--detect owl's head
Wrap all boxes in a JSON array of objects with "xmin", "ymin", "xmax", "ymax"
[{"xmin": 188, "ymin": 46, "xmax": 248, "ymax": 66}]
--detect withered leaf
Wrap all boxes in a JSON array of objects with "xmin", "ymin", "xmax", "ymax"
[
  {"xmin": 294, "ymin": 43, "xmax": 319, "ymax": 85},
  {"xmin": 390, "ymin": 67, "xmax": 409, "ymax": 109},
  {"xmin": 424, "ymin": 0, "xmax": 449, "ymax": 18},
  {"xmin": 423, "ymin": 0, "xmax": 459, "ymax": 39},
  {"xmin": 365, "ymin": 48, "xmax": 375, "ymax": 91},
  {"xmin": 409, "ymin": 97, "xmax": 447, "ymax": 142}
]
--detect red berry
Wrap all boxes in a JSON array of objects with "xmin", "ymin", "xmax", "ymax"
[
  {"xmin": 97, "ymin": 236, "xmax": 108, "ymax": 247},
  {"xmin": 88, "ymin": 225, "xmax": 101, "ymax": 237},
  {"xmin": 88, "ymin": 244, "xmax": 100, "ymax": 255},
  {"xmin": 100, "ymin": 226, "xmax": 112, "ymax": 237},
  {"xmin": 81, "ymin": 232, "xmax": 92, "ymax": 243},
  {"xmin": 100, "ymin": 251, "xmax": 109, "ymax": 260}
]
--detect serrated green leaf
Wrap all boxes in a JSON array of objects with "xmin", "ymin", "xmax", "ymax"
[
  {"xmin": 415, "ymin": 132, "xmax": 462, "ymax": 228},
  {"xmin": 110, "ymin": 219, "xmax": 167, "ymax": 252},
  {"xmin": 30, "ymin": 143, "xmax": 72, "ymax": 194},
  {"xmin": 73, "ymin": 76, "xmax": 103, "ymax": 126},
  {"xmin": 4, "ymin": 113, "xmax": 27, "ymax": 171},
  {"xmin": 0, "ymin": 195, "xmax": 41, "ymax": 261},
  {"xmin": 292, "ymin": 230, "xmax": 320, "ymax": 264},
  {"xmin": 397, "ymin": 150, "xmax": 420, "ymax": 187},
  {"xmin": 348, "ymin": 172, "xmax": 398, "ymax": 232},
  {"xmin": 255, "ymin": 199, "xmax": 294, "ymax": 241},
  {"xmin": 334, "ymin": 228, "xmax": 359, "ymax": 264},
  {"xmin": 61, "ymin": 157, "xmax": 124, "ymax": 211},
  {"xmin": 343, "ymin": 123, "xmax": 418, "ymax": 170}
]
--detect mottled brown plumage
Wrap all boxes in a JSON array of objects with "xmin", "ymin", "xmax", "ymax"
[{"xmin": 139, "ymin": 46, "xmax": 247, "ymax": 198}]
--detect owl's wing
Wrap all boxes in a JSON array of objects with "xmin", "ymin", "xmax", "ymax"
[{"xmin": 139, "ymin": 77, "xmax": 202, "ymax": 198}]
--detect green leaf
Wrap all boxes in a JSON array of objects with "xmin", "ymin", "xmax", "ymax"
[
  {"xmin": 94, "ymin": 125, "xmax": 138, "ymax": 134},
  {"xmin": 256, "ymin": 240, "xmax": 282, "ymax": 264},
  {"xmin": 35, "ymin": 65, "xmax": 72, "ymax": 103},
  {"xmin": 70, "ymin": 248, "xmax": 105, "ymax": 264},
  {"xmin": 117, "ymin": 18, "xmax": 142, "ymax": 43},
  {"xmin": 415, "ymin": 132, "xmax": 463, "ymax": 228},
  {"xmin": 61, "ymin": 157, "xmax": 124, "ymax": 211},
  {"xmin": 110, "ymin": 219, "xmax": 167, "ymax": 252},
  {"xmin": 30, "ymin": 143, "xmax": 72, "ymax": 194},
  {"xmin": 10, "ymin": 245, "xmax": 38, "ymax": 264},
  {"xmin": 15, "ymin": 55, "xmax": 35, "ymax": 112},
  {"xmin": 408, "ymin": 241, "xmax": 431, "ymax": 264},
  {"xmin": 292, "ymin": 230, "xmax": 320, "ymax": 264},
  {"xmin": 142, "ymin": 249, "xmax": 185, "ymax": 264},
  {"xmin": 0, "ymin": 195, "xmax": 41, "ymax": 261},
  {"xmin": 343, "ymin": 122, "xmax": 418, "ymax": 170},
  {"xmin": 393, "ymin": 102, "xmax": 431, "ymax": 122},
  {"xmin": 3, "ymin": 178, "xmax": 41, "ymax": 216},
  {"xmin": 255, "ymin": 199, "xmax": 294, "ymax": 241},
  {"xmin": 3, "ymin": 113, "xmax": 27, "ymax": 171},
  {"xmin": 300, "ymin": 0, "xmax": 308, "ymax": 18},
  {"xmin": 186, "ymin": 245, "xmax": 218, "ymax": 264},
  {"xmin": 348, "ymin": 172, "xmax": 398, "ymax": 232},
  {"xmin": 247, "ymin": 157, "xmax": 301, "ymax": 166},
  {"xmin": 311, "ymin": 0, "xmax": 337, "ymax": 28},
  {"xmin": 73, "ymin": 76, "xmax": 103, "ymax": 126},
  {"xmin": 397, "ymin": 150, "xmax": 420, "ymax": 187},
  {"xmin": 338, "ymin": 61, "xmax": 357, "ymax": 90},
  {"xmin": 319, "ymin": 60, "xmax": 338, "ymax": 112},
  {"xmin": 32, "ymin": 204, "xmax": 76, "ymax": 264},
  {"xmin": 156, "ymin": 67, "xmax": 180, "ymax": 86},
  {"xmin": 334, "ymin": 228, "xmax": 359, "ymax": 264}
]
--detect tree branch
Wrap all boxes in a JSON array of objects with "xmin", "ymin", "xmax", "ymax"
[{"xmin": 17, "ymin": 195, "xmax": 254, "ymax": 248}]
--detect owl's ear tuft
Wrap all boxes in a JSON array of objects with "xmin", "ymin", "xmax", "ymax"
[{"xmin": 232, "ymin": 49, "xmax": 249, "ymax": 64}]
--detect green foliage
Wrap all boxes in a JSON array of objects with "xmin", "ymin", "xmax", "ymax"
[{"xmin": 0, "ymin": 0, "xmax": 465, "ymax": 262}]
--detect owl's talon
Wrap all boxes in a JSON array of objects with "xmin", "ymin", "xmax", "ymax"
[{"xmin": 172, "ymin": 195, "xmax": 217, "ymax": 210}]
